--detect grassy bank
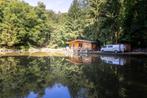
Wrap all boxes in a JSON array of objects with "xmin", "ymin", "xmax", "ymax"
[{"xmin": 0, "ymin": 48, "xmax": 66, "ymax": 57}]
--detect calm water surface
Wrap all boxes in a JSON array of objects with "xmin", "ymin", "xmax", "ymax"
[{"xmin": 0, "ymin": 55, "xmax": 147, "ymax": 98}]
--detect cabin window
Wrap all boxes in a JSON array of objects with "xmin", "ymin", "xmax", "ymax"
[
  {"xmin": 79, "ymin": 43, "xmax": 82, "ymax": 48},
  {"xmin": 92, "ymin": 44, "xmax": 96, "ymax": 49}
]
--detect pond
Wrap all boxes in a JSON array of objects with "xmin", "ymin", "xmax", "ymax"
[{"xmin": 0, "ymin": 55, "xmax": 147, "ymax": 98}]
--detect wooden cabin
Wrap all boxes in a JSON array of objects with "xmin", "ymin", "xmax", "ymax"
[{"xmin": 66, "ymin": 39, "xmax": 100, "ymax": 52}]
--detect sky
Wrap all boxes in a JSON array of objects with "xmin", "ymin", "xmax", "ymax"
[{"xmin": 23, "ymin": 0, "xmax": 73, "ymax": 13}]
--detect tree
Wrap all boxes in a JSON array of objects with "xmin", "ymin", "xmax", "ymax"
[
  {"xmin": 120, "ymin": 0, "xmax": 147, "ymax": 48},
  {"xmin": 84, "ymin": 0, "xmax": 121, "ymax": 44},
  {"xmin": 65, "ymin": 0, "xmax": 88, "ymax": 40},
  {"xmin": 0, "ymin": 0, "xmax": 51, "ymax": 49}
]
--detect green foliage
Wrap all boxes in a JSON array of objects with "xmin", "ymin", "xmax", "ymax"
[
  {"xmin": 0, "ymin": 0, "xmax": 51, "ymax": 49},
  {"xmin": 82, "ymin": 0, "xmax": 121, "ymax": 43},
  {"xmin": 65, "ymin": 0, "xmax": 89, "ymax": 40},
  {"xmin": 0, "ymin": 0, "xmax": 146, "ymax": 48},
  {"xmin": 120, "ymin": 0, "xmax": 147, "ymax": 48},
  {"xmin": 65, "ymin": 0, "xmax": 147, "ymax": 48}
]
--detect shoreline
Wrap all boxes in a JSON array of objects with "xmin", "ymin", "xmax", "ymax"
[
  {"xmin": 96, "ymin": 52, "xmax": 147, "ymax": 57},
  {"xmin": 0, "ymin": 48, "xmax": 66, "ymax": 57},
  {"xmin": 0, "ymin": 48, "xmax": 147, "ymax": 57}
]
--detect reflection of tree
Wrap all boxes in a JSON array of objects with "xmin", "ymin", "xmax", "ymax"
[
  {"xmin": 50, "ymin": 56, "xmax": 122, "ymax": 98},
  {"xmin": 0, "ymin": 56, "xmax": 147, "ymax": 98},
  {"xmin": 0, "ymin": 56, "xmax": 91, "ymax": 98},
  {"xmin": 119, "ymin": 57, "xmax": 147, "ymax": 98},
  {"xmin": 50, "ymin": 57, "xmax": 93, "ymax": 98},
  {"xmin": 0, "ymin": 57, "xmax": 53, "ymax": 98},
  {"xmin": 81, "ymin": 61, "xmax": 120, "ymax": 98},
  {"xmin": 80, "ymin": 56, "xmax": 147, "ymax": 98}
]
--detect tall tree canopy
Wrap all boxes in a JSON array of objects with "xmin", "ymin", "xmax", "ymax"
[
  {"xmin": 0, "ymin": 0, "xmax": 146, "ymax": 48},
  {"xmin": 65, "ymin": 0, "xmax": 147, "ymax": 48},
  {"xmin": 0, "ymin": 0, "xmax": 51, "ymax": 49}
]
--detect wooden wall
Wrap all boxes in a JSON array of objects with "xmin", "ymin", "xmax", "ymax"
[{"xmin": 68, "ymin": 41, "xmax": 99, "ymax": 51}]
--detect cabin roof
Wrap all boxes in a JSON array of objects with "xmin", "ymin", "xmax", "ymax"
[{"xmin": 67, "ymin": 39, "xmax": 97, "ymax": 44}]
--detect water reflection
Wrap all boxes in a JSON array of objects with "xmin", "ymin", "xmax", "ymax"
[
  {"xmin": 42, "ymin": 84, "xmax": 71, "ymax": 98},
  {"xmin": 26, "ymin": 83, "xmax": 71, "ymax": 98},
  {"xmin": 100, "ymin": 55, "xmax": 126, "ymax": 65},
  {"xmin": 66, "ymin": 55, "xmax": 99, "ymax": 64},
  {"xmin": 0, "ymin": 55, "xmax": 146, "ymax": 98},
  {"xmin": 26, "ymin": 92, "xmax": 38, "ymax": 98},
  {"xmin": 67, "ymin": 55, "xmax": 127, "ymax": 66}
]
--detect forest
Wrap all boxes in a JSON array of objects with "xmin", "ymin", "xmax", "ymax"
[{"xmin": 0, "ymin": 0, "xmax": 147, "ymax": 49}]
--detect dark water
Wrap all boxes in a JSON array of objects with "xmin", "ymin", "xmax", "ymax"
[{"xmin": 0, "ymin": 55, "xmax": 147, "ymax": 98}]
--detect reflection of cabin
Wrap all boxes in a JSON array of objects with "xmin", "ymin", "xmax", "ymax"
[
  {"xmin": 66, "ymin": 56, "xmax": 99, "ymax": 64},
  {"xmin": 66, "ymin": 39, "xmax": 100, "ymax": 53}
]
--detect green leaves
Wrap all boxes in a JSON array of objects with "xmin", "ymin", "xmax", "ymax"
[
  {"xmin": 0, "ymin": 1, "xmax": 51, "ymax": 48},
  {"xmin": 0, "ymin": 0, "xmax": 146, "ymax": 48}
]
